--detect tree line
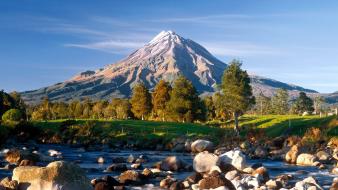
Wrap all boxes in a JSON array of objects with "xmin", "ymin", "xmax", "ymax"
[{"xmin": 0, "ymin": 60, "xmax": 330, "ymax": 134}]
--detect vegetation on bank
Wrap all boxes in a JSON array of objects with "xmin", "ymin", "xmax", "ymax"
[{"xmin": 1, "ymin": 60, "xmax": 338, "ymax": 147}]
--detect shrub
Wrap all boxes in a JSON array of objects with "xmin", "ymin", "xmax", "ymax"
[
  {"xmin": 2, "ymin": 109, "xmax": 24, "ymax": 122},
  {"xmin": 303, "ymin": 127, "xmax": 323, "ymax": 143}
]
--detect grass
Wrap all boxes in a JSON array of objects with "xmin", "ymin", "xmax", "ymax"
[
  {"xmin": 32, "ymin": 119, "xmax": 228, "ymax": 144},
  {"xmin": 30, "ymin": 115, "xmax": 338, "ymax": 146}
]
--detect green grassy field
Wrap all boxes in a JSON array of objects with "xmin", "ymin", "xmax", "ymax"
[
  {"xmin": 32, "ymin": 119, "xmax": 227, "ymax": 144},
  {"xmin": 31, "ymin": 115, "xmax": 338, "ymax": 145},
  {"xmin": 208, "ymin": 115, "xmax": 338, "ymax": 137}
]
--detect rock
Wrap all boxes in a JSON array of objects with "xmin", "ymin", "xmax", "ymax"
[
  {"xmin": 97, "ymin": 157, "xmax": 105, "ymax": 164},
  {"xmin": 141, "ymin": 168, "xmax": 153, "ymax": 178},
  {"xmin": 285, "ymin": 145, "xmax": 299, "ymax": 164},
  {"xmin": 12, "ymin": 161, "xmax": 91, "ymax": 190},
  {"xmin": 296, "ymin": 153, "xmax": 317, "ymax": 166},
  {"xmin": 295, "ymin": 176, "xmax": 322, "ymax": 190},
  {"xmin": 191, "ymin": 139, "xmax": 214, "ymax": 153},
  {"xmin": 254, "ymin": 146, "xmax": 268, "ymax": 158},
  {"xmin": 160, "ymin": 156, "xmax": 186, "ymax": 171},
  {"xmin": 19, "ymin": 159, "xmax": 35, "ymax": 166},
  {"xmin": 5, "ymin": 149, "xmax": 39, "ymax": 164},
  {"xmin": 241, "ymin": 176, "xmax": 260, "ymax": 189},
  {"xmin": 330, "ymin": 177, "xmax": 338, "ymax": 190},
  {"xmin": 219, "ymin": 149, "xmax": 246, "ymax": 170},
  {"xmin": 185, "ymin": 173, "xmax": 203, "ymax": 185},
  {"xmin": 240, "ymin": 141, "xmax": 251, "ymax": 150},
  {"xmin": 4, "ymin": 164, "xmax": 16, "ymax": 170},
  {"xmin": 170, "ymin": 137, "xmax": 187, "ymax": 152},
  {"xmin": 193, "ymin": 152, "xmax": 219, "ymax": 173},
  {"xmin": 316, "ymin": 150, "xmax": 330, "ymax": 162},
  {"xmin": 332, "ymin": 167, "xmax": 338, "ymax": 174},
  {"xmin": 185, "ymin": 139, "xmax": 192, "ymax": 152},
  {"xmin": 47, "ymin": 149, "xmax": 62, "ymax": 157},
  {"xmin": 106, "ymin": 164, "xmax": 127, "ymax": 172},
  {"xmin": 199, "ymin": 170, "xmax": 236, "ymax": 190},
  {"xmin": 169, "ymin": 181, "xmax": 184, "ymax": 190},
  {"xmin": 252, "ymin": 167, "xmax": 269, "ymax": 183},
  {"xmin": 160, "ymin": 176, "xmax": 176, "ymax": 188},
  {"xmin": 131, "ymin": 163, "xmax": 142, "ymax": 169},
  {"xmin": 127, "ymin": 154, "xmax": 135, "ymax": 163},
  {"xmin": 265, "ymin": 179, "xmax": 282, "ymax": 189},
  {"xmin": 225, "ymin": 170, "xmax": 239, "ymax": 181},
  {"xmin": 0, "ymin": 177, "xmax": 18, "ymax": 190},
  {"xmin": 119, "ymin": 170, "xmax": 144, "ymax": 185},
  {"xmin": 93, "ymin": 175, "xmax": 120, "ymax": 190},
  {"xmin": 94, "ymin": 182, "xmax": 111, "ymax": 190}
]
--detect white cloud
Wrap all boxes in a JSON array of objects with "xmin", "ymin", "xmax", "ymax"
[{"xmin": 64, "ymin": 40, "xmax": 144, "ymax": 53}]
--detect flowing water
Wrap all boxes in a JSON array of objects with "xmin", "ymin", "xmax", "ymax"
[{"xmin": 0, "ymin": 144, "xmax": 337, "ymax": 189}]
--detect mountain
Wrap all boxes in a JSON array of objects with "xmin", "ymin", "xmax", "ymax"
[{"xmin": 21, "ymin": 31, "xmax": 318, "ymax": 104}]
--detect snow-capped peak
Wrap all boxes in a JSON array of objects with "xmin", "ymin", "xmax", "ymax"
[{"xmin": 149, "ymin": 30, "xmax": 178, "ymax": 44}]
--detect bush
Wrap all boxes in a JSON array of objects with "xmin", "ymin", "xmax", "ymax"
[
  {"xmin": 0, "ymin": 125, "xmax": 9, "ymax": 144},
  {"xmin": 2, "ymin": 109, "xmax": 24, "ymax": 122}
]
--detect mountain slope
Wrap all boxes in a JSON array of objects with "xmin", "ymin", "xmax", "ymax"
[{"xmin": 21, "ymin": 31, "xmax": 318, "ymax": 104}]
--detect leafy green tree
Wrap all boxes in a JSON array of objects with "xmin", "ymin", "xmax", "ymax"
[
  {"xmin": 112, "ymin": 98, "xmax": 131, "ymax": 119},
  {"xmin": 221, "ymin": 60, "xmax": 255, "ymax": 134},
  {"xmin": 203, "ymin": 96, "xmax": 215, "ymax": 121},
  {"xmin": 152, "ymin": 80, "xmax": 171, "ymax": 121},
  {"xmin": 271, "ymin": 89, "xmax": 289, "ymax": 115},
  {"xmin": 130, "ymin": 83, "xmax": 152, "ymax": 120},
  {"xmin": 2, "ymin": 108, "xmax": 24, "ymax": 122},
  {"xmin": 166, "ymin": 76, "xmax": 201, "ymax": 122},
  {"xmin": 314, "ymin": 96, "xmax": 325, "ymax": 116},
  {"xmin": 92, "ymin": 101, "xmax": 108, "ymax": 119},
  {"xmin": 74, "ymin": 101, "xmax": 84, "ymax": 118},
  {"xmin": 255, "ymin": 92, "xmax": 272, "ymax": 115},
  {"xmin": 212, "ymin": 92, "xmax": 231, "ymax": 121},
  {"xmin": 291, "ymin": 92, "xmax": 314, "ymax": 114},
  {"xmin": 82, "ymin": 98, "xmax": 92, "ymax": 118}
]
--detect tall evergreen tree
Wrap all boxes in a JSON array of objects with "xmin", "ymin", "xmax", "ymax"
[
  {"xmin": 292, "ymin": 92, "xmax": 314, "ymax": 114},
  {"xmin": 271, "ymin": 89, "xmax": 289, "ymax": 114},
  {"xmin": 166, "ymin": 76, "xmax": 200, "ymax": 122},
  {"xmin": 221, "ymin": 60, "xmax": 255, "ymax": 134},
  {"xmin": 152, "ymin": 80, "xmax": 171, "ymax": 121},
  {"xmin": 130, "ymin": 83, "xmax": 152, "ymax": 120},
  {"xmin": 256, "ymin": 92, "xmax": 272, "ymax": 115}
]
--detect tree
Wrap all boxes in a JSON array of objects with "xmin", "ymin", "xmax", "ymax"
[
  {"xmin": 255, "ymin": 92, "xmax": 272, "ymax": 115},
  {"xmin": 130, "ymin": 83, "xmax": 152, "ymax": 120},
  {"xmin": 2, "ymin": 108, "xmax": 24, "ymax": 122},
  {"xmin": 112, "ymin": 98, "xmax": 131, "ymax": 119},
  {"xmin": 292, "ymin": 92, "xmax": 314, "ymax": 115},
  {"xmin": 271, "ymin": 89, "xmax": 289, "ymax": 115},
  {"xmin": 166, "ymin": 76, "xmax": 201, "ymax": 122},
  {"xmin": 203, "ymin": 96, "xmax": 215, "ymax": 121},
  {"xmin": 221, "ymin": 60, "xmax": 255, "ymax": 135},
  {"xmin": 152, "ymin": 80, "xmax": 171, "ymax": 121},
  {"xmin": 212, "ymin": 92, "xmax": 231, "ymax": 121},
  {"xmin": 314, "ymin": 96, "xmax": 325, "ymax": 116}
]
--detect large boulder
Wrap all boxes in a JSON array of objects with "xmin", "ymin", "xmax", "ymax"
[
  {"xmin": 219, "ymin": 150, "xmax": 246, "ymax": 170},
  {"xmin": 294, "ymin": 176, "xmax": 322, "ymax": 190},
  {"xmin": 12, "ymin": 161, "xmax": 92, "ymax": 190},
  {"xmin": 191, "ymin": 140, "xmax": 214, "ymax": 153},
  {"xmin": 198, "ymin": 170, "xmax": 236, "ymax": 190},
  {"xmin": 160, "ymin": 156, "xmax": 186, "ymax": 171},
  {"xmin": 193, "ymin": 152, "xmax": 219, "ymax": 173},
  {"xmin": 285, "ymin": 145, "xmax": 299, "ymax": 164},
  {"xmin": 254, "ymin": 146, "xmax": 268, "ymax": 158},
  {"xmin": 296, "ymin": 153, "xmax": 317, "ymax": 166},
  {"xmin": 119, "ymin": 170, "xmax": 144, "ymax": 185}
]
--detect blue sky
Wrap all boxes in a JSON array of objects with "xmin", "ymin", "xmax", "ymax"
[{"xmin": 1, "ymin": 0, "xmax": 338, "ymax": 93}]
